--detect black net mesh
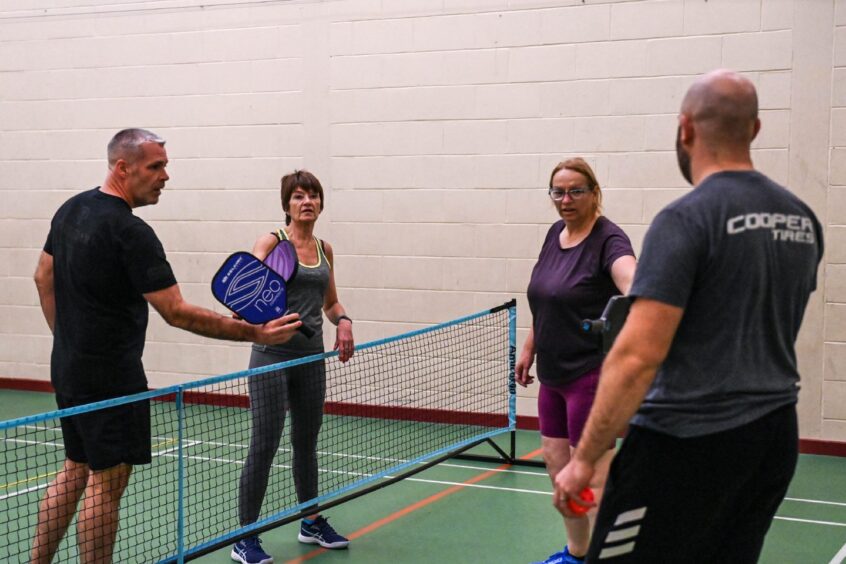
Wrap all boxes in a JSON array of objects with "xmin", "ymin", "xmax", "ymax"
[{"xmin": 1, "ymin": 304, "xmax": 512, "ymax": 562}]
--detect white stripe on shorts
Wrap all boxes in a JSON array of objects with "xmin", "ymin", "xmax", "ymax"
[
  {"xmin": 596, "ymin": 507, "xmax": 648, "ymax": 560},
  {"xmin": 606, "ymin": 525, "xmax": 640, "ymax": 543},
  {"xmin": 614, "ymin": 506, "xmax": 647, "ymax": 525},
  {"xmin": 599, "ymin": 541, "xmax": 636, "ymax": 559}
]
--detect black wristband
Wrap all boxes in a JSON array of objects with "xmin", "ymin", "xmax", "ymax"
[{"xmin": 337, "ymin": 315, "xmax": 352, "ymax": 325}]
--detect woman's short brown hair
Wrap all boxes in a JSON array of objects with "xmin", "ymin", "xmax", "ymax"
[
  {"xmin": 281, "ymin": 170, "xmax": 325, "ymax": 225},
  {"xmin": 548, "ymin": 157, "xmax": 603, "ymax": 215}
]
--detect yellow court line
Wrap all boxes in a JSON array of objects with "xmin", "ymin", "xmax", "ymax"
[
  {"xmin": 0, "ymin": 469, "xmax": 60, "ymax": 490},
  {"xmin": 152, "ymin": 437, "xmax": 177, "ymax": 449}
]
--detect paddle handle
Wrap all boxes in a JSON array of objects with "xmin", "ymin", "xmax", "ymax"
[{"xmin": 299, "ymin": 324, "xmax": 315, "ymax": 339}]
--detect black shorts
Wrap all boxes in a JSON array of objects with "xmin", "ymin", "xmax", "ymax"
[
  {"xmin": 57, "ymin": 393, "xmax": 152, "ymax": 471},
  {"xmin": 587, "ymin": 404, "xmax": 798, "ymax": 564}
]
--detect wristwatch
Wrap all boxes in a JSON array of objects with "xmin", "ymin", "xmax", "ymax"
[{"xmin": 337, "ymin": 315, "xmax": 352, "ymax": 325}]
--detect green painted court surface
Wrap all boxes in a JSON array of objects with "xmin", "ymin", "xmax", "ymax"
[{"xmin": 3, "ymin": 389, "xmax": 846, "ymax": 564}]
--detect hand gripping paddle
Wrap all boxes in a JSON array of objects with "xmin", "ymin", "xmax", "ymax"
[{"xmin": 211, "ymin": 239, "xmax": 314, "ymax": 338}]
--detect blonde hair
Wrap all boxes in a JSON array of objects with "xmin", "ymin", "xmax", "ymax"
[{"xmin": 548, "ymin": 157, "xmax": 602, "ymax": 215}]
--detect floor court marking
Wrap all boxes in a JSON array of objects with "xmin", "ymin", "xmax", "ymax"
[
  {"xmin": 0, "ymin": 469, "xmax": 60, "ymax": 491},
  {"xmin": 774, "ymin": 516, "xmax": 846, "ymax": 528},
  {"xmin": 8, "ymin": 435, "xmax": 846, "ymax": 513},
  {"xmin": 19, "ymin": 425, "xmax": 546, "ymax": 475},
  {"xmin": 829, "ymin": 542, "xmax": 846, "ymax": 564},
  {"xmin": 784, "ymin": 496, "xmax": 846, "ymax": 508},
  {"xmin": 0, "ymin": 482, "xmax": 49, "ymax": 501},
  {"xmin": 400, "ymin": 476, "xmax": 550, "ymax": 495},
  {"xmin": 8, "ymin": 432, "xmax": 846, "ymax": 557},
  {"xmin": 284, "ymin": 447, "xmax": 545, "ymax": 564}
]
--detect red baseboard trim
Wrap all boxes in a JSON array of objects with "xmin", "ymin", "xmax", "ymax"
[
  {"xmin": 799, "ymin": 438, "xmax": 846, "ymax": 457},
  {"xmin": 514, "ymin": 414, "xmax": 846, "ymax": 457},
  {"xmin": 0, "ymin": 377, "xmax": 54, "ymax": 393},
  {"xmin": 152, "ymin": 390, "xmax": 250, "ymax": 409},
  {"xmin": 324, "ymin": 401, "xmax": 507, "ymax": 427},
  {"xmin": 516, "ymin": 415, "xmax": 540, "ymax": 430},
  {"xmin": 3, "ymin": 378, "xmax": 845, "ymax": 456}
]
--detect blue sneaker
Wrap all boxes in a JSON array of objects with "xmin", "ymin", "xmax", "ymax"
[
  {"xmin": 297, "ymin": 515, "xmax": 350, "ymax": 549},
  {"xmin": 531, "ymin": 546, "xmax": 585, "ymax": 564},
  {"xmin": 231, "ymin": 536, "xmax": 272, "ymax": 564}
]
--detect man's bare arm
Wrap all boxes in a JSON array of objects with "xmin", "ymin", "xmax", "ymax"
[
  {"xmin": 34, "ymin": 252, "xmax": 56, "ymax": 333},
  {"xmin": 144, "ymin": 284, "xmax": 300, "ymax": 345}
]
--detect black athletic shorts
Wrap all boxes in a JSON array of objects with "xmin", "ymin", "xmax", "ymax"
[
  {"xmin": 587, "ymin": 404, "xmax": 798, "ymax": 564},
  {"xmin": 57, "ymin": 393, "xmax": 152, "ymax": 471}
]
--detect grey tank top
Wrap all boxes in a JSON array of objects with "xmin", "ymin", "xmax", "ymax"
[{"xmin": 254, "ymin": 228, "xmax": 329, "ymax": 355}]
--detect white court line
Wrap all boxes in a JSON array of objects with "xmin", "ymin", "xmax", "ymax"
[
  {"xmin": 154, "ymin": 451, "xmax": 374, "ymax": 480},
  {"xmin": 773, "ymin": 516, "xmax": 846, "ymax": 528},
  {"xmin": 9, "ymin": 432, "xmax": 846, "ymax": 529},
  {"xmin": 439, "ymin": 461, "xmax": 547, "ymax": 476},
  {"xmin": 20, "ymin": 426, "xmax": 542, "ymax": 472},
  {"xmin": 0, "ymin": 482, "xmax": 48, "ymax": 501},
  {"xmin": 3, "ymin": 437, "xmax": 64, "ymax": 448},
  {"xmin": 784, "ymin": 496, "xmax": 846, "ymax": 508},
  {"xmin": 23, "ymin": 424, "xmax": 61, "ymax": 432},
  {"xmin": 25, "ymin": 425, "xmax": 414, "ymax": 465},
  {"xmin": 829, "ymin": 542, "xmax": 846, "ymax": 564},
  {"xmin": 400, "ymin": 476, "xmax": 550, "ymax": 495}
]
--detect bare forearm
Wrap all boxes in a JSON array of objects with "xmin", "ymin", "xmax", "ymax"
[
  {"xmin": 167, "ymin": 302, "xmax": 256, "ymax": 341},
  {"xmin": 38, "ymin": 291, "xmax": 56, "ymax": 333},
  {"xmin": 34, "ymin": 252, "xmax": 55, "ymax": 333},
  {"xmin": 324, "ymin": 303, "xmax": 347, "ymax": 325}
]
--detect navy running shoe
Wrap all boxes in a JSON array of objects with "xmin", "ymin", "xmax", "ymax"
[
  {"xmin": 231, "ymin": 536, "xmax": 272, "ymax": 564},
  {"xmin": 297, "ymin": 516, "xmax": 350, "ymax": 549}
]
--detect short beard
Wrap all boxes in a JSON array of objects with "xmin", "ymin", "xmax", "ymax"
[{"xmin": 675, "ymin": 126, "xmax": 693, "ymax": 185}]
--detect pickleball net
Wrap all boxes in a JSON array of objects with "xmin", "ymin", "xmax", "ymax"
[{"xmin": 1, "ymin": 300, "xmax": 517, "ymax": 563}]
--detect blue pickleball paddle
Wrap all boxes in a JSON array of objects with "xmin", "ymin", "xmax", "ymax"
[
  {"xmin": 211, "ymin": 252, "xmax": 290, "ymax": 324},
  {"xmin": 211, "ymin": 240, "xmax": 315, "ymax": 338}
]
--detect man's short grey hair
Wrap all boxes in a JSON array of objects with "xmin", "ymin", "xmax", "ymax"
[{"xmin": 107, "ymin": 128, "xmax": 166, "ymax": 167}]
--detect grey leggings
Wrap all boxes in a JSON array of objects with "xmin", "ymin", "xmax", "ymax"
[{"xmin": 238, "ymin": 347, "xmax": 326, "ymax": 526}]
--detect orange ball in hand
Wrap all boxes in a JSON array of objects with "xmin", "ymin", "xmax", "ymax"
[{"xmin": 567, "ymin": 487, "xmax": 594, "ymax": 515}]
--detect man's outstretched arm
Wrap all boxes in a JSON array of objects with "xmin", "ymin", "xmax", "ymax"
[{"xmin": 144, "ymin": 284, "xmax": 301, "ymax": 345}]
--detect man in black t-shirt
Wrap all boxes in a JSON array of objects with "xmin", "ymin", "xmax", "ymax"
[
  {"xmin": 30, "ymin": 129, "xmax": 303, "ymax": 564},
  {"xmin": 554, "ymin": 71, "xmax": 823, "ymax": 563}
]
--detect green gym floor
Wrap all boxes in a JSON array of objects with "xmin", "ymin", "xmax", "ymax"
[{"xmin": 3, "ymin": 388, "xmax": 846, "ymax": 564}]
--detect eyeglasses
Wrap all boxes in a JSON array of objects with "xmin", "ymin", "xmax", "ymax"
[{"xmin": 548, "ymin": 186, "xmax": 591, "ymax": 201}]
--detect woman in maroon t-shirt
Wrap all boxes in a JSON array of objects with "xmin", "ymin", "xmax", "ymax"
[{"xmin": 517, "ymin": 157, "xmax": 636, "ymax": 564}]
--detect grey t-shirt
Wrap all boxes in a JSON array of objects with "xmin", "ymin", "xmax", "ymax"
[{"xmin": 629, "ymin": 170, "xmax": 823, "ymax": 438}]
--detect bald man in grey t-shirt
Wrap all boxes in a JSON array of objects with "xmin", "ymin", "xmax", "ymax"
[{"xmin": 553, "ymin": 70, "xmax": 823, "ymax": 563}]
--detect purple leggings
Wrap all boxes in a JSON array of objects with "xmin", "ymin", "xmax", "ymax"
[{"xmin": 538, "ymin": 366, "xmax": 601, "ymax": 446}]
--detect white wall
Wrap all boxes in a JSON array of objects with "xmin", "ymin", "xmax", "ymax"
[{"xmin": 1, "ymin": 0, "xmax": 843, "ymax": 440}]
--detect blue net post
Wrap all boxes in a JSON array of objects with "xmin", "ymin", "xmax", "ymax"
[{"xmin": 176, "ymin": 387, "xmax": 185, "ymax": 564}]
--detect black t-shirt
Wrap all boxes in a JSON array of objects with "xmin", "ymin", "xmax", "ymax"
[
  {"xmin": 44, "ymin": 188, "xmax": 177, "ymax": 400},
  {"xmin": 629, "ymin": 171, "xmax": 823, "ymax": 437}
]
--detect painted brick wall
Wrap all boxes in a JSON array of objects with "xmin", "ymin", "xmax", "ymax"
[
  {"xmin": 825, "ymin": 0, "xmax": 846, "ymax": 439},
  {"xmin": 0, "ymin": 0, "xmax": 842, "ymax": 439}
]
